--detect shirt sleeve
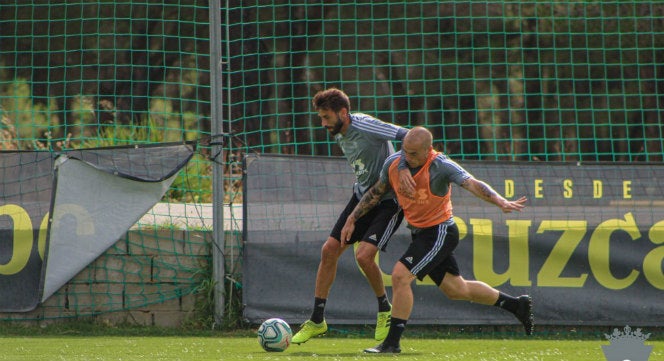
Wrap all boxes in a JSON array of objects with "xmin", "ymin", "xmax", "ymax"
[
  {"xmin": 446, "ymin": 158, "xmax": 472, "ymax": 186},
  {"xmin": 352, "ymin": 113, "xmax": 407, "ymax": 141},
  {"xmin": 429, "ymin": 155, "xmax": 472, "ymax": 196},
  {"xmin": 395, "ymin": 127, "xmax": 408, "ymax": 140},
  {"xmin": 379, "ymin": 154, "xmax": 398, "ymax": 190}
]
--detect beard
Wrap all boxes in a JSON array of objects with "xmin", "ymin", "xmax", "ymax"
[{"xmin": 325, "ymin": 114, "xmax": 344, "ymax": 135}]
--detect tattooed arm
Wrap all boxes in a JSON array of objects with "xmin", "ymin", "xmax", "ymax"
[
  {"xmin": 340, "ymin": 179, "xmax": 389, "ymax": 243},
  {"xmin": 460, "ymin": 177, "xmax": 527, "ymax": 213}
]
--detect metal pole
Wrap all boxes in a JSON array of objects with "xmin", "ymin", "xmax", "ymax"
[{"xmin": 209, "ymin": 0, "xmax": 225, "ymax": 327}]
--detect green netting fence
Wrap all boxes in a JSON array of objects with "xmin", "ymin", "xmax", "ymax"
[
  {"xmin": 0, "ymin": 1, "xmax": 219, "ymax": 326},
  {"xmin": 1, "ymin": 1, "xmax": 663, "ymax": 326},
  {"xmin": 226, "ymin": 1, "xmax": 664, "ymax": 163}
]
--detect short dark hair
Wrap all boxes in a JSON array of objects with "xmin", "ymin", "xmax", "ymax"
[{"xmin": 312, "ymin": 88, "xmax": 351, "ymax": 113}]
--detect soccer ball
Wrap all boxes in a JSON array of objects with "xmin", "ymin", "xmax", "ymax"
[{"xmin": 257, "ymin": 318, "xmax": 292, "ymax": 352}]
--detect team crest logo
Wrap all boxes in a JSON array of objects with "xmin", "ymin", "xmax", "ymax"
[
  {"xmin": 602, "ymin": 326, "xmax": 653, "ymax": 361},
  {"xmin": 351, "ymin": 159, "xmax": 368, "ymax": 176}
]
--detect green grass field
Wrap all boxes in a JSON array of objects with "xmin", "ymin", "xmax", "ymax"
[{"xmin": 0, "ymin": 335, "xmax": 661, "ymax": 361}]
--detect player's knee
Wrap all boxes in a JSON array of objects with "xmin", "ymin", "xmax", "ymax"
[
  {"xmin": 354, "ymin": 245, "xmax": 377, "ymax": 270},
  {"xmin": 391, "ymin": 263, "xmax": 413, "ymax": 288},
  {"xmin": 320, "ymin": 238, "xmax": 341, "ymax": 261},
  {"xmin": 355, "ymin": 252, "xmax": 374, "ymax": 270}
]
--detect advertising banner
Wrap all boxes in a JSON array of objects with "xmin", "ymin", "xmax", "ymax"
[
  {"xmin": 0, "ymin": 153, "xmax": 53, "ymax": 311},
  {"xmin": 243, "ymin": 154, "xmax": 664, "ymax": 326},
  {"xmin": 0, "ymin": 144, "xmax": 193, "ymax": 311}
]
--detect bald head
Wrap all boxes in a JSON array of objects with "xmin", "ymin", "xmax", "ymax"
[
  {"xmin": 401, "ymin": 127, "xmax": 434, "ymax": 168},
  {"xmin": 403, "ymin": 126, "xmax": 433, "ymax": 151}
]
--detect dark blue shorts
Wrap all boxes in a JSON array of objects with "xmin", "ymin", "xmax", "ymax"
[
  {"xmin": 399, "ymin": 220, "xmax": 460, "ymax": 286},
  {"xmin": 330, "ymin": 194, "xmax": 403, "ymax": 251}
]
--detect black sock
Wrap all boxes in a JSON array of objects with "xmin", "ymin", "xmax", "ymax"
[
  {"xmin": 384, "ymin": 317, "xmax": 407, "ymax": 346},
  {"xmin": 494, "ymin": 292, "xmax": 518, "ymax": 314},
  {"xmin": 311, "ymin": 297, "xmax": 326, "ymax": 324},
  {"xmin": 377, "ymin": 294, "xmax": 391, "ymax": 313}
]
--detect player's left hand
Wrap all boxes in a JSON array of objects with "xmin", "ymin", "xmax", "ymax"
[{"xmin": 499, "ymin": 196, "xmax": 528, "ymax": 213}]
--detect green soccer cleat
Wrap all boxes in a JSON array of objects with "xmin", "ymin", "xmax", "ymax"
[
  {"xmin": 292, "ymin": 320, "xmax": 328, "ymax": 344},
  {"xmin": 374, "ymin": 309, "xmax": 391, "ymax": 341}
]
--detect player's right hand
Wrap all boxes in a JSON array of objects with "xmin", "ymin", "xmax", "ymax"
[
  {"xmin": 340, "ymin": 217, "xmax": 356, "ymax": 245},
  {"xmin": 398, "ymin": 168, "xmax": 416, "ymax": 197}
]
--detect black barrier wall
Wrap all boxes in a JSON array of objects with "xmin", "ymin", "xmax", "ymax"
[{"xmin": 243, "ymin": 154, "xmax": 664, "ymax": 326}]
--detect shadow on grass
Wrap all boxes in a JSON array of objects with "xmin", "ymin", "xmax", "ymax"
[{"xmin": 276, "ymin": 351, "xmax": 423, "ymax": 357}]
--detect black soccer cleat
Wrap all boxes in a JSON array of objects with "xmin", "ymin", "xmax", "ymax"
[
  {"xmin": 515, "ymin": 295, "xmax": 534, "ymax": 336},
  {"xmin": 364, "ymin": 342, "xmax": 401, "ymax": 354}
]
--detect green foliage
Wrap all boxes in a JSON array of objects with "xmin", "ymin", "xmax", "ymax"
[
  {"xmin": 183, "ymin": 245, "xmax": 216, "ymax": 330},
  {"xmin": 72, "ymin": 110, "xmax": 213, "ymax": 204},
  {"xmin": 149, "ymin": 99, "xmax": 200, "ymax": 143},
  {"xmin": 220, "ymin": 272, "xmax": 246, "ymax": 330},
  {"xmin": 0, "ymin": 77, "xmax": 214, "ymax": 203},
  {"xmin": 78, "ymin": 118, "xmax": 162, "ymax": 148},
  {"xmin": 167, "ymin": 153, "xmax": 212, "ymax": 203},
  {"xmin": 0, "ymin": 78, "xmax": 53, "ymax": 150}
]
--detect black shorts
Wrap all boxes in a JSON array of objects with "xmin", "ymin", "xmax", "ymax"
[
  {"xmin": 330, "ymin": 194, "xmax": 403, "ymax": 251},
  {"xmin": 399, "ymin": 219, "xmax": 460, "ymax": 286}
]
